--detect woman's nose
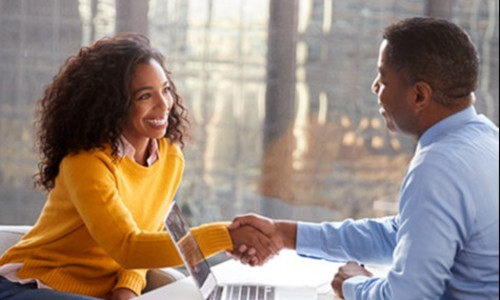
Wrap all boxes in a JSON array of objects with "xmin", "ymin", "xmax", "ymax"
[{"xmin": 157, "ymin": 93, "xmax": 172, "ymax": 112}]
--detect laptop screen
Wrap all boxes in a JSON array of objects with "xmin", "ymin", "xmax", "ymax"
[{"xmin": 164, "ymin": 201, "xmax": 217, "ymax": 298}]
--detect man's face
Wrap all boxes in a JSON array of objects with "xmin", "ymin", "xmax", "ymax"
[{"xmin": 371, "ymin": 40, "xmax": 417, "ymax": 136}]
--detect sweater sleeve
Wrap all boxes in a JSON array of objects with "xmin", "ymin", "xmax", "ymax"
[
  {"xmin": 113, "ymin": 268, "xmax": 147, "ymax": 296},
  {"xmin": 111, "ymin": 224, "xmax": 232, "ymax": 296},
  {"xmin": 192, "ymin": 222, "xmax": 233, "ymax": 258},
  {"xmin": 60, "ymin": 152, "xmax": 233, "ymax": 270}
]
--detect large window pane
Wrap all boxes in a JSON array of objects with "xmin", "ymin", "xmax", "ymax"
[{"xmin": 0, "ymin": 0, "xmax": 498, "ymax": 226}]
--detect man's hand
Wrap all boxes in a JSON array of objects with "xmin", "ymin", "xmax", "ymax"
[
  {"xmin": 228, "ymin": 224, "xmax": 279, "ymax": 266},
  {"xmin": 332, "ymin": 262, "xmax": 373, "ymax": 299},
  {"xmin": 111, "ymin": 287, "xmax": 137, "ymax": 300},
  {"xmin": 229, "ymin": 214, "xmax": 291, "ymax": 249},
  {"xmin": 228, "ymin": 214, "xmax": 298, "ymax": 266}
]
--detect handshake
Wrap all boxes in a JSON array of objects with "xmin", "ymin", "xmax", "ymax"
[
  {"xmin": 226, "ymin": 214, "xmax": 374, "ymax": 299},
  {"xmin": 226, "ymin": 214, "xmax": 297, "ymax": 266}
]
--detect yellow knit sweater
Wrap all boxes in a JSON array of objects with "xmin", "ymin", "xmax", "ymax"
[{"xmin": 0, "ymin": 138, "xmax": 233, "ymax": 299}]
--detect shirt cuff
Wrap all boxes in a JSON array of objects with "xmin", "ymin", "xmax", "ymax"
[
  {"xmin": 343, "ymin": 275, "xmax": 370, "ymax": 300},
  {"xmin": 296, "ymin": 221, "xmax": 325, "ymax": 258}
]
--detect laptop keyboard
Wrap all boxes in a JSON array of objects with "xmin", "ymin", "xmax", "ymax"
[{"xmin": 209, "ymin": 285, "xmax": 275, "ymax": 300}]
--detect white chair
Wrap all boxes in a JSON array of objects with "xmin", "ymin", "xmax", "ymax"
[{"xmin": 0, "ymin": 225, "xmax": 185, "ymax": 293}]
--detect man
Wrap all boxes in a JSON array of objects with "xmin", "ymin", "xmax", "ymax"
[{"xmin": 230, "ymin": 17, "xmax": 499, "ymax": 299}]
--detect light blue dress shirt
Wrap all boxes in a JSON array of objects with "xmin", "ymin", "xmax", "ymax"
[{"xmin": 296, "ymin": 106, "xmax": 499, "ymax": 299}]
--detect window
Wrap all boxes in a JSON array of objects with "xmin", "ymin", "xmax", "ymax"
[{"xmin": 0, "ymin": 0, "xmax": 498, "ymax": 225}]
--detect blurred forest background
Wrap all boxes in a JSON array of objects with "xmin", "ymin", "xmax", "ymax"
[{"xmin": 0, "ymin": 0, "xmax": 498, "ymax": 226}]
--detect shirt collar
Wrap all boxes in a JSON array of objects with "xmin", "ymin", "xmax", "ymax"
[
  {"xmin": 417, "ymin": 106, "xmax": 477, "ymax": 150},
  {"xmin": 118, "ymin": 136, "xmax": 160, "ymax": 166}
]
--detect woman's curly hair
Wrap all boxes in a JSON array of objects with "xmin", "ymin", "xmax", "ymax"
[{"xmin": 34, "ymin": 33, "xmax": 190, "ymax": 191}]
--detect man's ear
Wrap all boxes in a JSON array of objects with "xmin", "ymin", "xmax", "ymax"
[{"xmin": 411, "ymin": 81, "xmax": 432, "ymax": 112}]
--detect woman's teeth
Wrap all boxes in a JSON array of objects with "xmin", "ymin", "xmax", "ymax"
[{"xmin": 146, "ymin": 118, "xmax": 167, "ymax": 126}]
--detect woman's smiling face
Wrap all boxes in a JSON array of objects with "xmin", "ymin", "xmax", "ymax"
[{"xmin": 122, "ymin": 58, "xmax": 173, "ymax": 151}]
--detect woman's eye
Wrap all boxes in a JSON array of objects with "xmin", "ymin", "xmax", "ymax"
[
  {"xmin": 138, "ymin": 93, "xmax": 151, "ymax": 100},
  {"xmin": 163, "ymin": 86, "xmax": 171, "ymax": 94}
]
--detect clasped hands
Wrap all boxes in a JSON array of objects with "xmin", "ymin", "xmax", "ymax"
[
  {"xmin": 227, "ymin": 214, "xmax": 287, "ymax": 267},
  {"xmin": 227, "ymin": 214, "xmax": 373, "ymax": 299}
]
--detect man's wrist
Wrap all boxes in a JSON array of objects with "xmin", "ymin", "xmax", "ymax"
[{"xmin": 275, "ymin": 221, "xmax": 297, "ymax": 249}]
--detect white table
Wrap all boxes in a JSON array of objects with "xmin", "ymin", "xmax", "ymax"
[{"xmin": 136, "ymin": 250, "xmax": 390, "ymax": 300}]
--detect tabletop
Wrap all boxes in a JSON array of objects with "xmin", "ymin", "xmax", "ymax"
[{"xmin": 136, "ymin": 250, "xmax": 390, "ymax": 299}]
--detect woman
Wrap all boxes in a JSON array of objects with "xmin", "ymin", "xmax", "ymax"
[{"xmin": 0, "ymin": 33, "xmax": 273, "ymax": 300}]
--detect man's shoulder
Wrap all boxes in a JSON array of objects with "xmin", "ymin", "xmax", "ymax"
[{"xmin": 422, "ymin": 116, "xmax": 497, "ymax": 157}]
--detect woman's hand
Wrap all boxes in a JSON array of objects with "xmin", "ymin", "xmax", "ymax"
[
  {"xmin": 111, "ymin": 287, "xmax": 137, "ymax": 300},
  {"xmin": 228, "ymin": 224, "xmax": 279, "ymax": 266}
]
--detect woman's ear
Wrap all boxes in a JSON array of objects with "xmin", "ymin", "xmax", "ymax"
[{"xmin": 411, "ymin": 81, "xmax": 433, "ymax": 112}]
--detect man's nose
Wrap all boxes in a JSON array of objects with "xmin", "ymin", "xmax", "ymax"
[{"xmin": 371, "ymin": 78, "xmax": 379, "ymax": 94}]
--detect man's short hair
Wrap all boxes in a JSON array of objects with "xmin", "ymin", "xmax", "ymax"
[{"xmin": 383, "ymin": 17, "xmax": 479, "ymax": 108}]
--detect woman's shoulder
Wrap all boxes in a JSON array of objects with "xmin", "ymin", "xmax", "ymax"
[
  {"xmin": 56, "ymin": 145, "xmax": 120, "ymax": 185},
  {"xmin": 61, "ymin": 145, "xmax": 115, "ymax": 167},
  {"xmin": 158, "ymin": 138, "xmax": 184, "ymax": 160}
]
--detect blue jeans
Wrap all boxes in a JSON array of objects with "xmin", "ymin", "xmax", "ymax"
[{"xmin": 0, "ymin": 276, "xmax": 101, "ymax": 300}]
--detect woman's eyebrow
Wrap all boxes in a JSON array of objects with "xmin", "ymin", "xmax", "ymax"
[
  {"xmin": 131, "ymin": 86, "xmax": 153, "ymax": 95},
  {"xmin": 132, "ymin": 80, "xmax": 170, "ymax": 95}
]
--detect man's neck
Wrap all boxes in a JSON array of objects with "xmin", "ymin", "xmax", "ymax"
[{"xmin": 416, "ymin": 94, "xmax": 474, "ymax": 139}]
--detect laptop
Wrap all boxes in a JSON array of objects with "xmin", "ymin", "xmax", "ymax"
[{"xmin": 164, "ymin": 201, "xmax": 318, "ymax": 300}]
